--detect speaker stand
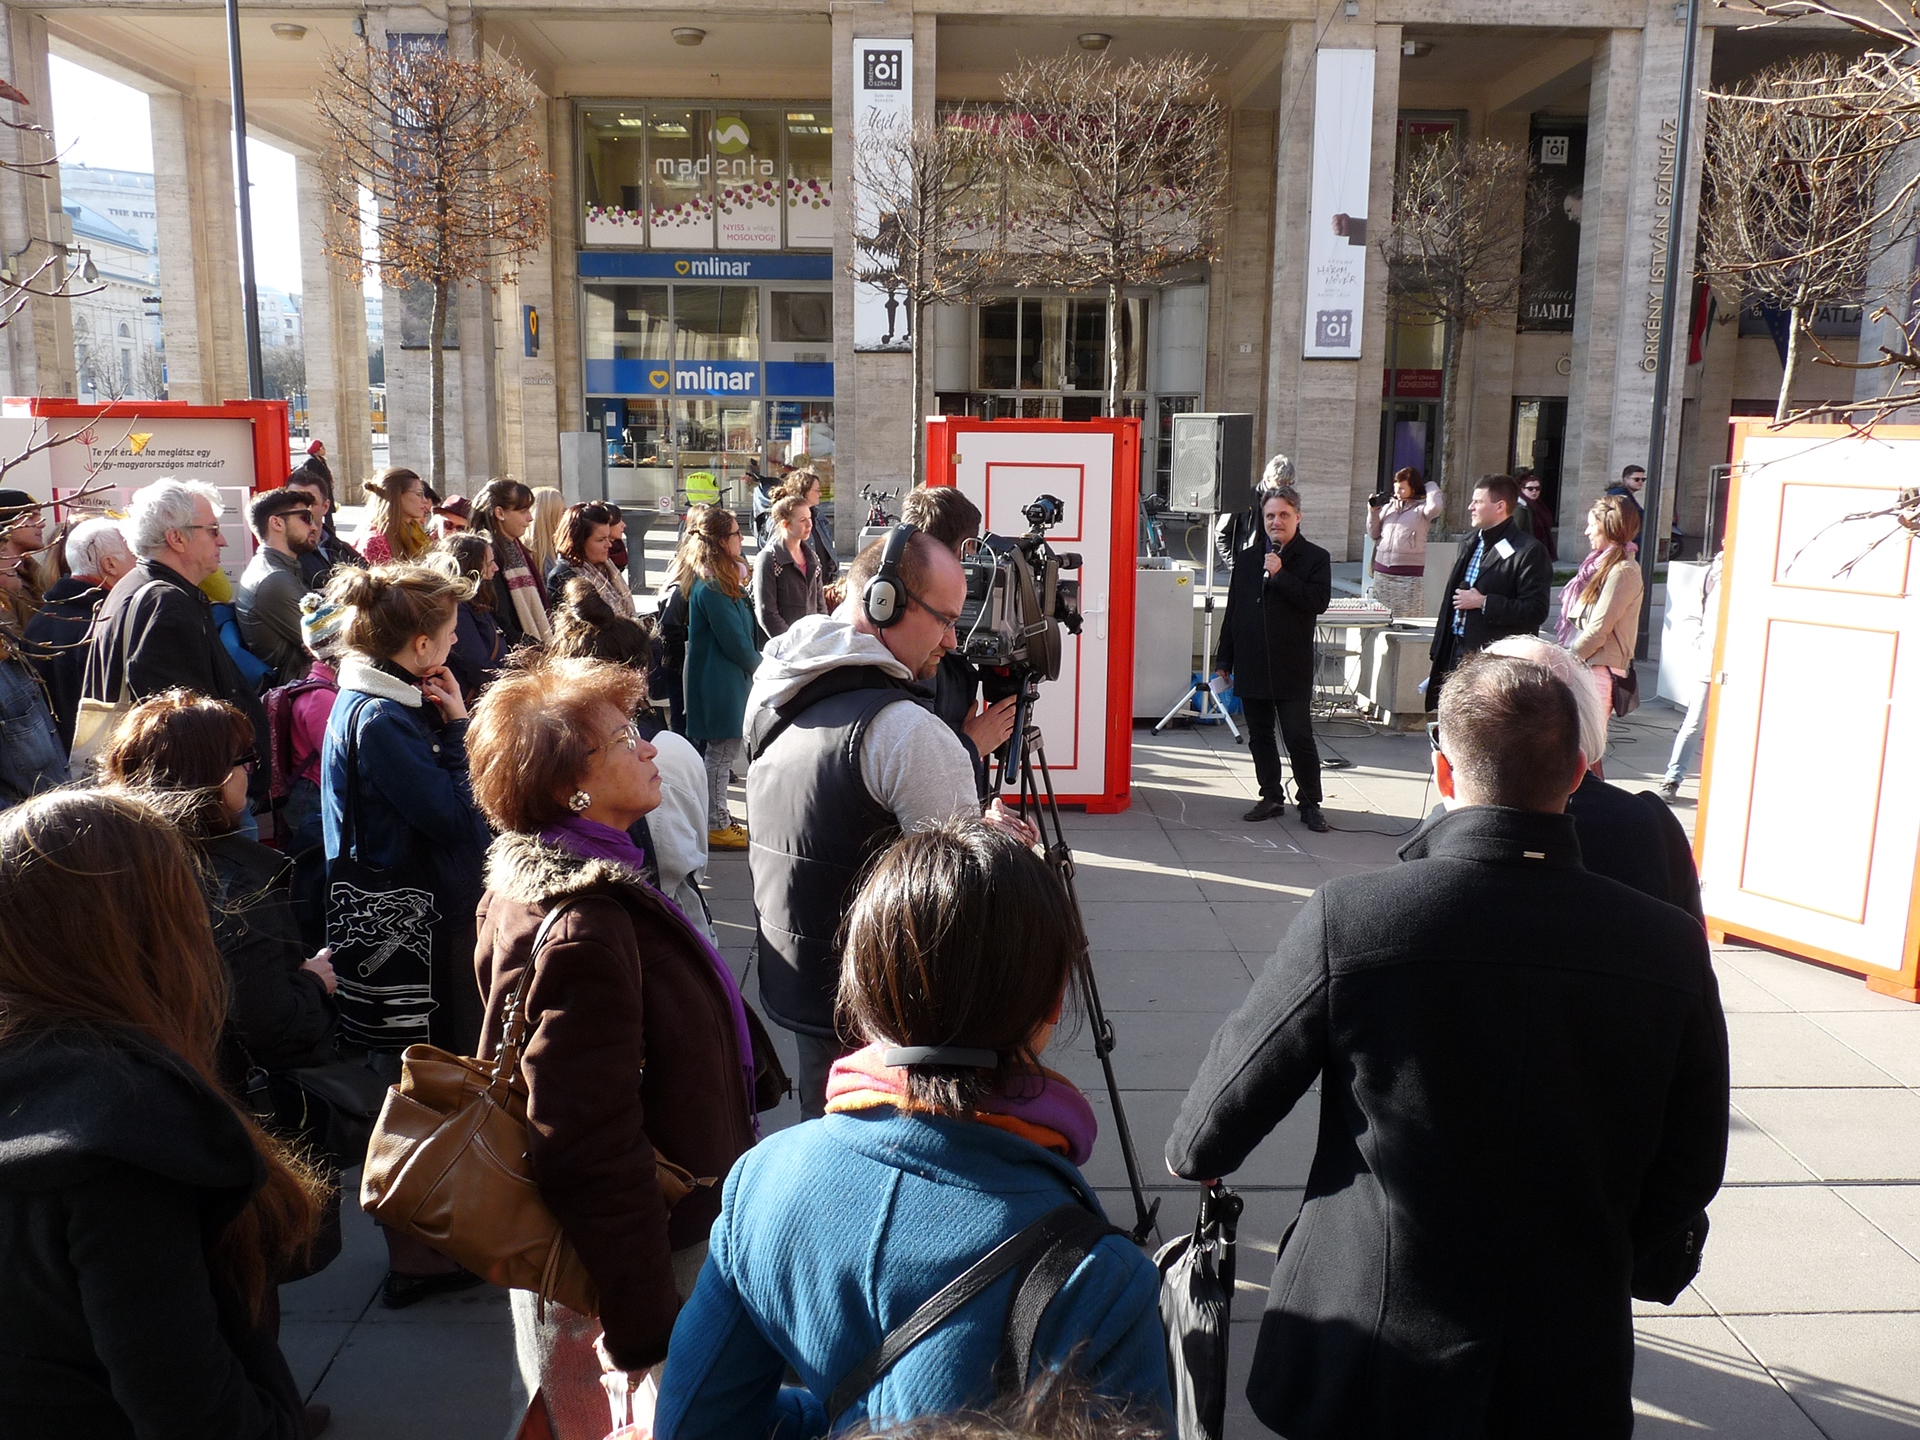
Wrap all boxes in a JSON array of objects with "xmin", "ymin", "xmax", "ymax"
[{"xmin": 1153, "ymin": 511, "xmax": 1242, "ymax": 743}]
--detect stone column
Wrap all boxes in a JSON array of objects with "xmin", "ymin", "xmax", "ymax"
[
  {"xmin": 0, "ymin": 6, "xmax": 75, "ymax": 398},
  {"xmin": 150, "ymin": 91, "xmax": 248, "ymax": 406},
  {"xmin": 294, "ymin": 157, "xmax": 372, "ymax": 496},
  {"xmin": 496, "ymin": 94, "xmax": 562, "ymax": 495},
  {"xmin": 1562, "ymin": 9, "xmax": 1713, "ymax": 555},
  {"xmin": 1207, "ymin": 108, "xmax": 1277, "ymax": 446},
  {"xmin": 1265, "ymin": 15, "xmax": 1399, "ymax": 561},
  {"xmin": 1460, "ymin": 109, "xmax": 1531, "ymax": 486},
  {"xmin": 547, "ymin": 97, "xmax": 580, "ymax": 453},
  {"xmin": 1853, "ymin": 138, "xmax": 1920, "ymax": 421}
]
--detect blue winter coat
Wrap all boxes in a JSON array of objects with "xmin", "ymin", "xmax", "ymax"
[
  {"xmin": 684, "ymin": 578, "xmax": 759, "ymax": 742},
  {"xmin": 0, "ymin": 651, "xmax": 68, "ymax": 809},
  {"xmin": 654, "ymin": 1110, "xmax": 1172, "ymax": 1440}
]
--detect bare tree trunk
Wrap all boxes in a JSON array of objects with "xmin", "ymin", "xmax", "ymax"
[
  {"xmin": 1776, "ymin": 301, "xmax": 1807, "ymax": 424},
  {"xmin": 1106, "ymin": 282, "xmax": 1122, "ymax": 419},
  {"xmin": 1438, "ymin": 315, "xmax": 1464, "ymax": 523},
  {"xmin": 428, "ymin": 279, "xmax": 448, "ymax": 490},
  {"xmin": 909, "ymin": 296, "xmax": 925, "ymax": 485}
]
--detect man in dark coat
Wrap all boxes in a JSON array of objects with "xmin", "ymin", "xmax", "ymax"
[
  {"xmin": 82, "ymin": 480, "xmax": 268, "ymax": 801},
  {"xmin": 1426, "ymin": 474, "xmax": 1552, "ymax": 709},
  {"xmin": 22, "ymin": 517, "xmax": 134, "ymax": 749},
  {"xmin": 1168, "ymin": 651, "xmax": 1729, "ymax": 1440},
  {"xmin": 1215, "ymin": 484, "xmax": 1334, "ymax": 831}
]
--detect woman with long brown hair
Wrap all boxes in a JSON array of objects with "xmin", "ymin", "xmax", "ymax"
[
  {"xmin": 357, "ymin": 466, "xmax": 435, "ymax": 565},
  {"xmin": 473, "ymin": 478, "xmax": 553, "ymax": 647},
  {"xmin": 0, "ymin": 789, "xmax": 320, "ymax": 1440},
  {"xmin": 1557, "ymin": 494, "xmax": 1644, "ymax": 730},
  {"xmin": 682, "ymin": 505, "xmax": 759, "ymax": 851}
]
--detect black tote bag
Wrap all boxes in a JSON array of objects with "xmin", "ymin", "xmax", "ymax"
[
  {"xmin": 325, "ymin": 695, "xmax": 444, "ymax": 1049},
  {"xmin": 1155, "ymin": 1184, "xmax": 1244, "ymax": 1440}
]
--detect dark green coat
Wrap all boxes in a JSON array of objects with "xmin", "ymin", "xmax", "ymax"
[{"xmin": 685, "ymin": 578, "xmax": 760, "ymax": 742}]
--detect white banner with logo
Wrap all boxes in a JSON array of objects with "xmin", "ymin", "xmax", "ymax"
[
  {"xmin": 1303, "ymin": 48, "xmax": 1375, "ymax": 360},
  {"xmin": 851, "ymin": 37, "xmax": 913, "ymax": 353}
]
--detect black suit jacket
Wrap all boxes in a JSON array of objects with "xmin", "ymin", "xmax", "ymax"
[
  {"xmin": 1428, "ymin": 517, "xmax": 1553, "ymax": 680},
  {"xmin": 1215, "ymin": 527, "xmax": 1333, "ymax": 703},
  {"xmin": 1168, "ymin": 806, "xmax": 1729, "ymax": 1440}
]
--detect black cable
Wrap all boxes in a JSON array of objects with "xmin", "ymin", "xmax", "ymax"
[{"xmin": 1322, "ymin": 768, "xmax": 1435, "ymax": 839}]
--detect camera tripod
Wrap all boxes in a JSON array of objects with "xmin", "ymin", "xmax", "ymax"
[{"xmin": 990, "ymin": 673, "xmax": 1162, "ymax": 1247}]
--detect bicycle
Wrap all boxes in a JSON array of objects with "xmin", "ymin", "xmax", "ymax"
[{"xmin": 861, "ymin": 485, "xmax": 899, "ymax": 528}]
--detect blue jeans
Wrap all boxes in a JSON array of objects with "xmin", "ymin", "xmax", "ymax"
[{"xmin": 1665, "ymin": 680, "xmax": 1710, "ymax": 785}]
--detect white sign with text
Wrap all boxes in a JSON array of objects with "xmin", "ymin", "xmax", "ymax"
[{"xmin": 1303, "ymin": 49, "xmax": 1376, "ymax": 360}]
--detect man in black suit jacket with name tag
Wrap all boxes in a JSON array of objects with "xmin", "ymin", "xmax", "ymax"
[{"xmin": 1426, "ymin": 473, "xmax": 1551, "ymax": 710}]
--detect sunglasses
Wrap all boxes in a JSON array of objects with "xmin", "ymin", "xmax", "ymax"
[
  {"xmin": 1426, "ymin": 721, "xmax": 1442, "ymax": 754},
  {"xmin": 231, "ymin": 750, "xmax": 261, "ymax": 773}
]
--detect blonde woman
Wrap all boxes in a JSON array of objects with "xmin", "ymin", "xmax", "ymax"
[
  {"xmin": 357, "ymin": 466, "xmax": 435, "ymax": 564},
  {"xmin": 1556, "ymin": 494, "xmax": 1644, "ymax": 735},
  {"xmin": 527, "ymin": 486, "xmax": 568, "ymax": 581}
]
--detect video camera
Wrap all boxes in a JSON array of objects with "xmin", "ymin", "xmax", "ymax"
[{"xmin": 956, "ymin": 494, "xmax": 1083, "ymax": 688}]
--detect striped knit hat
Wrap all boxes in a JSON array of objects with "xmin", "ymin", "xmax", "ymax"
[{"xmin": 300, "ymin": 589, "xmax": 348, "ymax": 657}]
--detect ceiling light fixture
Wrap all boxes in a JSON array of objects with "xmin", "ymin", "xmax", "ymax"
[
  {"xmin": 271, "ymin": 22, "xmax": 307, "ymax": 40},
  {"xmin": 1401, "ymin": 40, "xmax": 1433, "ymax": 57},
  {"xmin": 1077, "ymin": 33, "xmax": 1111, "ymax": 52},
  {"xmin": 672, "ymin": 27, "xmax": 705, "ymax": 46}
]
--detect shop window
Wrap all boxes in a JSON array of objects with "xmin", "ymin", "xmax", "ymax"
[
  {"xmin": 978, "ymin": 301, "xmax": 1018, "ymax": 389},
  {"xmin": 648, "ymin": 110, "xmax": 711, "ymax": 248},
  {"xmin": 713, "ymin": 110, "xmax": 783, "ymax": 250},
  {"xmin": 1155, "ymin": 395, "xmax": 1198, "ymax": 499},
  {"xmin": 581, "ymin": 109, "xmax": 649, "ymax": 244},
  {"xmin": 771, "ymin": 290, "xmax": 832, "ymax": 344},
  {"xmin": 975, "ymin": 295, "xmax": 1149, "ymax": 402},
  {"xmin": 674, "ymin": 286, "xmax": 759, "ymax": 361},
  {"xmin": 786, "ymin": 111, "xmax": 833, "ymax": 248}
]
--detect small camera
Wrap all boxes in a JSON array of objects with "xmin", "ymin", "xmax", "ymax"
[
  {"xmin": 1367, "ymin": 490, "xmax": 1393, "ymax": 508},
  {"xmin": 1022, "ymin": 495, "xmax": 1066, "ymax": 532}
]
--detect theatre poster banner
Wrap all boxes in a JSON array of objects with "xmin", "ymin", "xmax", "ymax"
[
  {"xmin": 851, "ymin": 36, "xmax": 913, "ymax": 353},
  {"xmin": 1303, "ymin": 48, "xmax": 1375, "ymax": 361},
  {"xmin": 1519, "ymin": 121, "xmax": 1587, "ymax": 332}
]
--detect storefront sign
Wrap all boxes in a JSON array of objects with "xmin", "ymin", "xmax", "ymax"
[
  {"xmin": 1303, "ymin": 49, "xmax": 1375, "ymax": 360},
  {"xmin": 765, "ymin": 361, "xmax": 834, "ymax": 396},
  {"xmin": 585, "ymin": 359, "xmax": 762, "ymax": 396},
  {"xmin": 1519, "ymin": 122, "xmax": 1586, "ymax": 333},
  {"xmin": 1383, "ymin": 368, "xmax": 1443, "ymax": 399},
  {"xmin": 578, "ymin": 252, "xmax": 833, "ymax": 281},
  {"xmin": 851, "ymin": 37, "xmax": 913, "ymax": 353},
  {"xmin": 1641, "ymin": 116, "xmax": 1680, "ymax": 373}
]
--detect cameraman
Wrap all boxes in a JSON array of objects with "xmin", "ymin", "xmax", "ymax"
[
  {"xmin": 1216, "ymin": 484, "xmax": 1333, "ymax": 832},
  {"xmin": 744, "ymin": 527, "xmax": 1028, "ymax": 1117},
  {"xmin": 901, "ymin": 485, "xmax": 1018, "ymax": 792}
]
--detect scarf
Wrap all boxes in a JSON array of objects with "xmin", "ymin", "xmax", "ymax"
[
  {"xmin": 825, "ymin": 1042, "xmax": 1098, "ymax": 1165},
  {"xmin": 497, "ymin": 536, "xmax": 553, "ymax": 643},
  {"xmin": 577, "ymin": 559, "xmax": 637, "ymax": 619},
  {"xmin": 1556, "ymin": 542, "xmax": 1637, "ymax": 645},
  {"xmin": 539, "ymin": 819, "xmax": 758, "ymax": 1127}
]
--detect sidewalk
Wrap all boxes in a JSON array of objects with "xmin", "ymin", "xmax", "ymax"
[{"xmin": 282, "ymin": 689, "xmax": 1920, "ymax": 1439}]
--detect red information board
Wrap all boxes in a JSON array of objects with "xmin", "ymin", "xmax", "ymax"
[{"xmin": 924, "ymin": 418, "xmax": 1139, "ymax": 812}]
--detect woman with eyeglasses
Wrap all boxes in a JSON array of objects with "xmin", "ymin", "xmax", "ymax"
[
  {"xmin": 681, "ymin": 507, "xmax": 760, "ymax": 852},
  {"xmin": 466, "ymin": 655, "xmax": 784, "ymax": 1440}
]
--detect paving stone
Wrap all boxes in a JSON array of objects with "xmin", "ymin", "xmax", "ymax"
[
  {"xmin": 1833, "ymin": 1185, "xmax": 1920, "ymax": 1262},
  {"xmin": 308, "ymin": 1316, "xmax": 518, "ymax": 1439},
  {"xmin": 1185, "ymin": 861, "xmax": 1322, "ymax": 903},
  {"xmin": 1211, "ymin": 901, "xmax": 1304, "ymax": 956},
  {"xmin": 1725, "ymin": 1013, "xmax": 1903, "ymax": 1088},
  {"xmin": 1719, "ymin": 948, "xmax": 1913, "ymax": 1014},
  {"xmin": 1807, "ymin": 1011, "xmax": 1920, "ymax": 1088},
  {"xmin": 1712, "ymin": 960, "xmax": 1793, "ymax": 1014},
  {"xmin": 1066, "ymin": 856, "xmax": 1207, "ymax": 902},
  {"xmin": 1724, "ymin": 1104, "xmax": 1820, "ymax": 1184},
  {"xmin": 1089, "ymin": 949, "xmax": 1255, "ymax": 1013},
  {"xmin": 1733, "ymin": 1088, "xmax": 1920, "ymax": 1183},
  {"xmin": 1734, "ymin": 1312, "xmax": 1920, "ymax": 1440},
  {"xmin": 1081, "ymin": 899, "xmax": 1237, "ymax": 954},
  {"xmin": 1693, "ymin": 1185, "xmax": 1920, "ymax": 1315},
  {"xmin": 1632, "ymin": 1316, "xmax": 1827, "ymax": 1438},
  {"xmin": 279, "ymin": 1321, "xmax": 355, "ymax": 1399}
]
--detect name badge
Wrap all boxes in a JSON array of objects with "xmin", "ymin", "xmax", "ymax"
[{"xmin": 1491, "ymin": 538, "xmax": 1515, "ymax": 562}]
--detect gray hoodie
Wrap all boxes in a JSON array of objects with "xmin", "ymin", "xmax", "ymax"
[{"xmin": 746, "ymin": 610, "xmax": 978, "ymax": 831}]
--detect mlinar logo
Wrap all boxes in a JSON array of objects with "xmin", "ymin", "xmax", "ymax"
[
  {"xmin": 682, "ymin": 257, "xmax": 750, "ymax": 277},
  {"xmin": 675, "ymin": 364, "xmax": 754, "ymax": 391}
]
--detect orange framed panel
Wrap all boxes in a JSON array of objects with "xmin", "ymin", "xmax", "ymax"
[
  {"xmin": 3, "ymin": 397, "xmax": 292, "ymax": 495},
  {"xmin": 1697, "ymin": 420, "xmax": 1920, "ymax": 999},
  {"xmin": 925, "ymin": 416, "xmax": 1140, "ymax": 812}
]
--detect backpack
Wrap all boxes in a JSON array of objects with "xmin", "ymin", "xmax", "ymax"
[
  {"xmin": 212, "ymin": 602, "xmax": 275, "ymax": 692},
  {"xmin": 264, "ymin": 674, "xmax": 336, "ymax": 800}
]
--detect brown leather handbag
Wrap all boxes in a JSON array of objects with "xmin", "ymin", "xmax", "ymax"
[{"xmin": 360, "ymin": 899, "xmax": 710, "ymax": 1317}]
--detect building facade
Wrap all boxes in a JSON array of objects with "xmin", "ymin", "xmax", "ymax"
[{"xmin": 13, "ymin": 0, "xmax": 1890, "ymax": 552}]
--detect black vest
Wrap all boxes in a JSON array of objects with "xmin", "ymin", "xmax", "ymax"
[{"xmin": 746, "ymin": 665, "xmax": 927, "ymax": 1036}]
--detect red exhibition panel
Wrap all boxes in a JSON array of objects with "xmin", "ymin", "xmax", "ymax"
[{"xmin": 925, "ymin": 417, "xmax": 1139, "ymax": 812}]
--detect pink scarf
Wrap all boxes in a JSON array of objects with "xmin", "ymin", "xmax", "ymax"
[{"xmin": 825, "ymin": 1042, "xmax": 1098, "ymax": 1165}]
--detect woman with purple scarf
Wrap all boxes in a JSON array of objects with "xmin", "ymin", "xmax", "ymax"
[
  {"xmin": 465, "ymin": 655, "xmax": 788, "ymax": 1440},
  {"xmin": 654, "ymin": 821, "xmax": 1172, "ymax": 1440}
]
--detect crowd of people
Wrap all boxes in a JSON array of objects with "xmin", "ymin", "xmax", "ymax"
[{"xmin": 0, "ymin": 452, "xmax": 1731, "ymax": 1440}]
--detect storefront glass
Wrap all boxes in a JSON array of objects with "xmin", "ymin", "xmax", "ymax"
[
  {"xmin": 673, "ymin": 286, "xmax": 759, "ymax": 362},
  {"xmin": 972, "ymin": 295, "xmax": 1150, "ymax": 406},
  {"xmin": 581, "ymin": 105, "xmax": 832, "ymax": 251}
]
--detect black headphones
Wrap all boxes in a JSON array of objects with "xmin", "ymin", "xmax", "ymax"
[{"xmin": 862, "ymin": 523, "xmax": 918, "ymax": 629}]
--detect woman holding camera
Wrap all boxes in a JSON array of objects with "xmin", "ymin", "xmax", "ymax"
[
  {"xmin": 654, "ymin": 821, "xmax": 1171, "ymax": 1439},
  {"xmin": 1365, "ymin": 466, "xmax": 1443, "ymax": 618}
]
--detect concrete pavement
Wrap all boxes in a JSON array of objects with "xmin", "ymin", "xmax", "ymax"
[{"xmin": 281, "ymin": 685, "xmax": 1920, "ymax": 1439}]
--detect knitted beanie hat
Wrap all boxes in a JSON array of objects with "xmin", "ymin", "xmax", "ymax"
[{"xmin": 300, "ymin": 588, "xmax": 348, "ymax": 656}]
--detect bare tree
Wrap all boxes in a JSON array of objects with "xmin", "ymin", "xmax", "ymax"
[
  {"xmin": 1701, "ymin": 51, "xmax": 1917, "ymax": 421},
  {"xmin": 262, "ymin": 345, "xmax": 307, "ymax": 404},
  {"xmin": 851, "ymin": 111, "xmax": 998, "ymax": 483},
  {"xmin": 993, "ymin": 54, "xmax": 1230, "ymax": 418},
  {"xmin": 313, "ymin": 41, "xmax": 551, "ymax": 489},
  {"xmin": 1377, "ymin": 135, "xmax": 1550, "ymax": 517}
]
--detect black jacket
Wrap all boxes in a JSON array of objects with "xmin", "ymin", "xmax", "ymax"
[
  {"xmin": 750, "ymin": 542, "xmax": 826, "ymax": 639},
  {"xmin": 930, "ymin": 651, "xmax": 987, "ymax": 796},
  {"xmin": 1427, "ymin": 518, "xmax": 1552, "ymax": 681},
  {"xmin": 1215, "ymin": 527, "xmax": 1333, "ymax": 703},
  {"xmin": 21, "ymin": 574, "xmax": 107, "ymax": 749},
  {"xmin": 200, "ymin": 831, "xmax": 337, "ymax": 1081},
  {"xmin": 83, "ymin": 559, "xmax": 269, "ymax": 799},
  {"xmin": 0, "ymin": 1028, "xmax": 306, "ymax": 1440},
  {"xmin": 297, "ymin": 530, "xmax": 367, "ymax": 591},
  {"xmin": 1168, "ymin": 805, "xmax": 1729, "ymax": 1440}
]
